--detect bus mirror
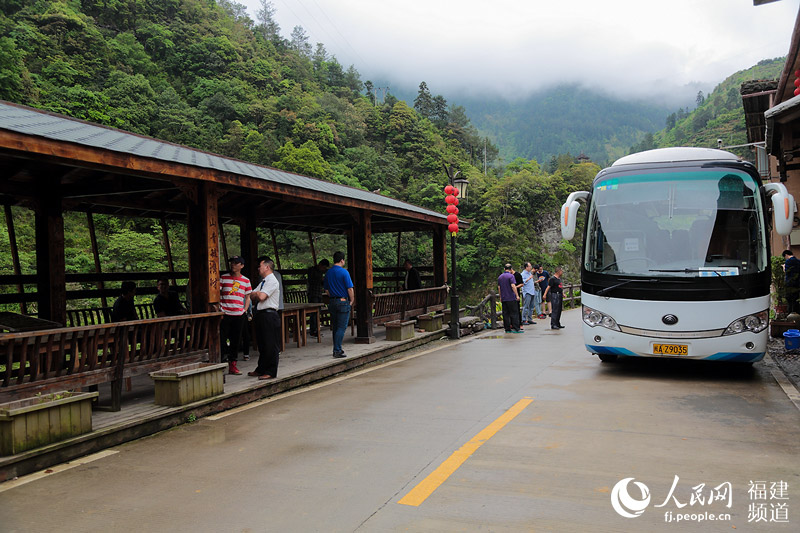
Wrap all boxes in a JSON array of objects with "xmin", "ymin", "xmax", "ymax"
[
  {"xmin": 764, "ymin": 183, "xmax": 796, "ymax": 236},
  {"xmin": 561, "ymin": 191, "xmax": 590, "ymax": 240}
]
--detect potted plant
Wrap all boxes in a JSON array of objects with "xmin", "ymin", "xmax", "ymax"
[
  {"xmin": 0, "ymin": 390, "xmax": 98, "ymax": 455},
  {"xmin": 771, "ymin": 255, "xmax": 789, "ymax": 317},
  {"xmin": 416, "ymin": 312, "xmax": 444, "ymax": 332}
]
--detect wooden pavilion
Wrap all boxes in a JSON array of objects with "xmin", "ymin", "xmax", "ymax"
[{"xmin": 0, "ymin": 100, "xmax": 452, "ymax": 408}]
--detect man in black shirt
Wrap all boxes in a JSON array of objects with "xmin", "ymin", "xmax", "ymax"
[
  {"xmin": 542, "ymin": 267, "xmax": 565, "ymax": 329},
  {"xmin": 402, "ymin": 259, "xmax": 422, "ymax": 291},
  {"xmin": 111, "ymin": 281, "xmax": 138, "ymax": 322},
  {"xmin": 154, "ymin": 278, "xmax": 186, "ymax": 317}
]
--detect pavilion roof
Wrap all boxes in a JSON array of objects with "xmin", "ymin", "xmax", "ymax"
[{"xmin": 0, "ymin": 101, "xmax": 449, "ymax": 233}]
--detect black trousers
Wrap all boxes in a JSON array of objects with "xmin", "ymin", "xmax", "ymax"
[
  {"xmin": 502, "ymin": 300, "xmax": 521, "ymax": 331},
  {"xmin": 550, "ymin": 292, "xmax": 563, "ymax": 327},
  {"xmin": 255, "ymin": 309, "xmax": 281, "ymax": 376},
  {"xmin": 220, "ymin": 313, "xmax": 245, "ymax": 362}
]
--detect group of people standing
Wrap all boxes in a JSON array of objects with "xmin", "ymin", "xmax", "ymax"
[
  {"xmin": 497, "ymin": 263, "xmax": 565, "ymax": 332},
  {"xmin": 219, "ymin": 252, "xmax": 354, "ymax": 380}
]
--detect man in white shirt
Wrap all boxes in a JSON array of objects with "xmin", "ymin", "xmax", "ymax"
[{"xmin": 248, "ymin": 257, "xmax": 281, "ymax": 380}]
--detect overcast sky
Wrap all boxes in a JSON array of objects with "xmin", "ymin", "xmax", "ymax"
[{"xmin": 241, "ymin": 0, "xmax": 799, "ymax": 104}]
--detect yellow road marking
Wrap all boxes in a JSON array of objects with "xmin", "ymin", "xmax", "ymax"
[{"xmin": 398, "ymin": 396, "xmax": 534, "ymax": 507}]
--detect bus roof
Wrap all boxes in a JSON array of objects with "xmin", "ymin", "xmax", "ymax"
[{"xmin": 612, "ymin": 147, "xmax": 740, "ymax": 167}]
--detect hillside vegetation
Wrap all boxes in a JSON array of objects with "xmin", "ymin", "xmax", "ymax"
[
  {"xmin": 0, "ymin": 0, "xmax": 598, "ymax": 300},
  {"xmin": 629, "ymin": 57, "xmax": 785, "ymax": 156}
]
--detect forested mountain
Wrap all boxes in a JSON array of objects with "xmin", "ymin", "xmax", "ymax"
[
  {"xmin": 629, "ymin": 57, "xmax": 785, "ymax": 157},
  {"xmin": 0, "ymin": 0, "xmax": 597, "ymax": 299},
  {"xmin": 456, "ymin": 86, "xmax": 671, "ymax": 167}
]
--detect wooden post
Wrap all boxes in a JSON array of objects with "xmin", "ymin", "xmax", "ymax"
[
  {"xmin": 241, "ymin": 215, "xmax": 259, "ymax": 282},
  {"xmin": 395, "ymin": 232, "xmax": 402, "ymax": 291},
  {"xmin": 35, "ymin": 183, "xmax": 66, "ymax": 325},
  {"xmin": 433, "ymin": 225, "xmax": 447, "ymax": 286},
  {"xmin": 352, "ymin": 211, "xmax": 375, "ymax": 343},
  {"xmin": 270, "ymin": 228, "xmax": 281, "ymax": 270},
  {"xmin": 4, "ymin": 204, "xmax": 27, "ymax": 315},
  {"xmin": 220, "ymin": 223, "xmax": 229, "ymax": 272},
  {"xmin": 187, "ymin": 182, "xmax": 220, "ymax": 313},
  {"xmin": 308, "ymin": 232, "xmax": 317, "ymax": 265},
  {"xmin": 86, "ymin": 211, "xmax": 108, "ymax": 308},
  {"xmin": 160, "ymin": 216, "xmax": 176, "ymax": 286}
]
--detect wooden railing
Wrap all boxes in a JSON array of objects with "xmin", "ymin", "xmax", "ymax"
[
  {"xmin": 65, "ymin": 303, "xmax": 157, "ymax": 327},
  {"xmin": 0, "ymin": 313, "xmax": 222, "ymax": 411},
  {"xmin": 465, "ymin": 293, "xmax": 499, "ymax": 329},
  {"xmin": 370, "ymin": 286, "xmax": 448, "ymax": 325}
]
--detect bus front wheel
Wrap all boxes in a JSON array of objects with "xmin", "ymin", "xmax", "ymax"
[{"xmin": 597, "ymin": 353, "xmax": 618, "ymax": 363}]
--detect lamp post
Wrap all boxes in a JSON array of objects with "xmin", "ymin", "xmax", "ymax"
[{"xmin": 443, "ymin": 164, "xmax": 468, "ymax": 340}]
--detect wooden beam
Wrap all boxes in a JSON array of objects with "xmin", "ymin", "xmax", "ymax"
[
  {"xmin": 433, "ymin": 225, "xmax": 447, "ymax": 286},
  {"xmin": 220, "ymin": 223, "xmax": 229, "ymax": 272},
  {"xmin": 187, "ymin": 182, "xmax": 220, "ymax": 312},
  {"xmin": 396, "ymin": 232, "xmax": 402, "ymax": 291},
  {"xmin": 4, "ymin": 204, "xmax": 26, "ymax": 314},
  {"xmin": 86, "ymin": 211, "xmax": 108, "ymax": 308},
  {"xmin": 241, "ymin": 214, "xmax": 259, "ymax": 282},
  {"xmin": 159, "ymin": 216, "xmax": 176, "ymax": 285},
  {"xmin": 308, "ymin": 232, "xmax": 317, "ymax": 265},
  {"xmin": 34, "ymin": 181, "xmax": 66, "ymax": 325},
  {"xmin": 270, "ymin": 228, "xmax": 281, "ymax": 270},
  {"xmin": 0, "ymin": 129, "xmax": 447, "ymax": 225},
  {"xmin": 352, "ymin": 211, "xmax": 374, "ymax": 343}
]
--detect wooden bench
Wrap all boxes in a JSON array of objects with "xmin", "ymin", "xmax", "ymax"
[
  {"xmin": 0, "ymin": 313, "xmax": 222, "ymax": 412},
  {"xmin": 371, "ymin": 286, "xmax": 448, "ymax": 326}
]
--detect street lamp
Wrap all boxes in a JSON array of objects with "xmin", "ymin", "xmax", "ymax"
[{"xmin": 443, "ymin": 164, "xmax": 468, "ymax": 340}]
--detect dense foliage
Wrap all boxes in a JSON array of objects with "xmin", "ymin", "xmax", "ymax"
[
  {"xmin": 0, "ymin": 0, "xmax": 602, "ymax": 303},
  {"xmin": 629, "ymin": 58, "xmax": 785, "ymax": 157}
]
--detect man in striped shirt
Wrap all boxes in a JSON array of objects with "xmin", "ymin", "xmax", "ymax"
[{"xmin": 220, "ymin": 256, "xmax": 252, "ymax": 375}]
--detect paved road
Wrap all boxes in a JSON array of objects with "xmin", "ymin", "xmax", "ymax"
[{"xmin": 1, "ymin": 309, "xmax": 798, "ymax": 532}]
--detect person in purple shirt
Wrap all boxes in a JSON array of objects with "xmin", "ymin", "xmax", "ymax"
[{"xmin": 498, "ymin": 263, "xmax": 523, "ymax": 333}]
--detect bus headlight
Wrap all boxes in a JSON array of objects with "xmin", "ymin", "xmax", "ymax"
[
  {"xmin": 583, "ymin": 306, "xmax": 620, "ymax": 331},
  {"xmin": 723, "ymin": 310, "xmax": 769, "ymax": 336}
]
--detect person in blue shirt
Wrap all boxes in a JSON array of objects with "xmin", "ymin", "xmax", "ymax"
[
  {"xmin": 323, "ymin": 251, "xmax": 355, "ymax": 358},
  {"xmin": 520, "ymin": 262, "xmax": 538, "ymax": 325}
]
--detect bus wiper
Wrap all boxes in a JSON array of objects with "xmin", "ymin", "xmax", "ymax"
[
  {"xmin": 597, "ymin": 278, "xmax": 657, "ymax": 296},
  {"xmin": 649, "ymin": 269, "xmax": 746, "ymax": 298}
]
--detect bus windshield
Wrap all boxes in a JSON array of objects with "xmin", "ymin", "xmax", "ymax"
[{"xmin": 584, "ymin": 169, "xmax": 767, "ymax": 278}]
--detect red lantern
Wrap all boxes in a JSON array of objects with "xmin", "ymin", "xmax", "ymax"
[
  {"xmin": 796, "ymin": 69, "xmax": 800, "ymax": 77},
  {"xmin": 445, "ymin": 195, "xmax": 456, "ymax": 204},
  {"xmin": 446, "ymin": 204, "xmax": 457, "ymax": 214},
  {"xmin": 447, "ymin": 214, "xmax": 458, "ymax": 223},
  {"xmin": 794, "ymin": 78, "xmax": 800, "ymax": 88},
  {"xmin": 448, "ymin": 223, "xmax": 459, "ymax": 233},
  {"xmin": 453, "ymin": 197, "xmax": 459, "ymax": 206},
  {"xmin": 444, "ymin": 185, "xmax": 455, "ymax": 195},
  {"xmin": 453, "ymin": 206, "xmax": 459, "ymax": 215},
  {"xmin": 795, "ymin": 87, "xmax": 800, "ymax": 97}
]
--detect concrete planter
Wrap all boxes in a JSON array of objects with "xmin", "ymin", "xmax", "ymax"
[
  {"xmin": 385, "ymin": 320, "xmax": 415, "ymax": 341},
  {"xmin": 150, "ymin": 363, "xmax": 228, "ymax": 406},
  {"xmin": 0, "ymin": 391, "xmax": 98, "ymax": 456},
  {"xmin": 770, "ymin": 320, "xmax": 798, "ymax": 339},
  {"xmin": 416, "ymin": 313, "xmax": 443, "ymax": 331}
]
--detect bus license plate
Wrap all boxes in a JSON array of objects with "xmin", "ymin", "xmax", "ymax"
[{"xmin": 653, "ymin": 343, "xmax": 688, "ymax": 356}]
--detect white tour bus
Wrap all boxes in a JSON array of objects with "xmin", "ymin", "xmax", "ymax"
[{"xmin": 561, "ymin": 147, "xmax": 795, "ymax": 363}]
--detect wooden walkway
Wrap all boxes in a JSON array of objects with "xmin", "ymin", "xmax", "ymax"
[{"xmin": 1, "ymin": 324, "xmax": 446, "ymax": 481}]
